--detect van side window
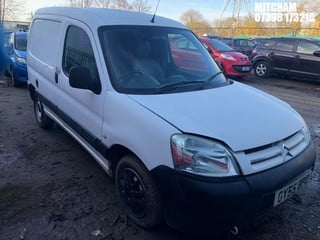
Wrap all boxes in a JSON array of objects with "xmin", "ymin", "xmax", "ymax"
[{"xmin": 62, "ymin": 26, "xmax": 100, "ymax": 87}]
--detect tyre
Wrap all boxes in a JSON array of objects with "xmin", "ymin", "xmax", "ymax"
[
  {"xmin": 12, "ymin": 73, "xmax": 19, "ymax": 87},
  {"xmin": 33, "ymin": 96, "xmax": 54, "ymax": 129},
  {"xmin": 4, "ymin": 69, "xmax": 10, "ymax": 77},
  {"xmin": 115, "ymin": 155, "xmax": 163, "ymax": 228},
  {"xmin": 254, "ymin": 61, "xmax": 270, "ymax": 78}
]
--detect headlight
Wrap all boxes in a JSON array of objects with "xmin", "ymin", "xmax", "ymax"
[
  {"xmin": 171, "ymin": 134, "xmax": 239, "ymax": 177},
  {"xmin": 221, "ymin": 53, "xmax": 236, "ymax": 61},
  {"xmin": 302, "ymin": 123, "xmax": 311, "ymax": 144},
  {"xmin": 17, "ymin": 57, "xmax": 27, "ymax": 65}
]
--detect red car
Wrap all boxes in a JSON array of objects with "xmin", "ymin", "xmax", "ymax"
[{"xmin": 199, "ymin": 37, "xmax": 252, "ymax": 78}]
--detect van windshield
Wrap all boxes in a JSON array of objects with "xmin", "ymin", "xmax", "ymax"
[{"xmin": 99, "ymin": 26, "xmax": 228, "ymax": 94}]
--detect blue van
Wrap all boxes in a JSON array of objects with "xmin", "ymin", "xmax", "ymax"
[{"xmin": 4, "ymin": 31, "xmax": 28, "ymax": 87}]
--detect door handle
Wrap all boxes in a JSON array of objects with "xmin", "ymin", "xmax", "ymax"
[
  {"xmin": 55, "ymin": 67, "xmax": 61, "ymax": 84},
  {"xmin": 55, "ymin": 72, "xmax": 58, "ymax": 83}
]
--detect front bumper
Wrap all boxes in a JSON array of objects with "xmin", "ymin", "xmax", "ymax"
[
  {"xmin": 13, "ymin": 63, "xmax": 28, "ymax": 83},
  {"xmin": 151, "ymin": 141, "xmax": 316, "ymax": 235}
]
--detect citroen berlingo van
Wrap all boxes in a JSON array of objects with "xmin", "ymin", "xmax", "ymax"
[{"xmin": 27, "ymin": 7, "xmax": 316, "ymax": 234}]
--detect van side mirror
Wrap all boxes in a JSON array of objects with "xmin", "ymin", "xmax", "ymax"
[
  {"xmin": 69, "ymin": 66, "xmax": 101, "ymax": 94},
  {"xmin": 313, "ymin": 50, "xmax": 320, "ymax": 57}
]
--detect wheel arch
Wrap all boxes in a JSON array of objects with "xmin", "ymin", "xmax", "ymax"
[
  {"xmin": 28, "ymin": 84, "xmax": 36, "ymax": 101},
  {"xmin": 106, "ymin": 144, "xmax": 144, "ymax": 175},
  {"xmin": 253, "ymin": 56, "xmax": 270, "ymax": 68}
]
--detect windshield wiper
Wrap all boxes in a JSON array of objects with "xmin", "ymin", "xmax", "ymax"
[
  {"xmin": 205, "ymin": 71, "xmax": 224, "ymax": 83},
  {"xmin": 156, "ymin": 80, "xmax": 206, "ymax": 93}
]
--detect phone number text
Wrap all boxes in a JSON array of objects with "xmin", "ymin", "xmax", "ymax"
[{"xmin": 255, "ymin": 13, "xmax": 315, "ymax": 23}]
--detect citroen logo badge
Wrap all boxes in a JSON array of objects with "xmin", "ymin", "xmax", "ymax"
[{"xmin": 281, "ymin": 144, "xmax": 293, "ymax": 161}]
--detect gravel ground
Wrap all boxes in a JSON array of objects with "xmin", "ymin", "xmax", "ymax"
[{"xmin": 0, "ymin": 74, "xmax": 319, "ymax": 240}]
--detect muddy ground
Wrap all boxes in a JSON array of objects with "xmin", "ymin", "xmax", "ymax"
[{"xmin": 0, "ymin": 74, "xmax": 319, "ymax": 240}]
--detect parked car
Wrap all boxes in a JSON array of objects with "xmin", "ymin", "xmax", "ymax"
[
  {"xmin": 252, "ymin": 37, "xmax": 320, "ymax": 80},
  {"xmin": 4, "ymin": 31, "xmax": 28, "ymax": 86},
  {"xmin": 170, "ymin": 35, "xmax": 211, "ymax": 72},
  {"xmin": 220, "ymin": 38, "xmax": 257, "ymax": 59},
  {"xmin": 199, "ymin": 37, "xmax": 252, "ymax": 78},
  {"xmin": 250, "ymin": 37, "xmax": 269, "ymax": 46},
  {"xmin": 27, "ymin": 7, "xmax": 315, "ymax": 235}
]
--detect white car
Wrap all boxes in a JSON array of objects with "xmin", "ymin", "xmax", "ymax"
[{"xmin": 27, "ymin": 7, "xmax": 316, "ymax": 235}]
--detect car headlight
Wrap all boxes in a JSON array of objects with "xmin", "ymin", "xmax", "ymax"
[
  {"xmin": 17, "ymin": 57, "xmax": 27, "ymax": 65},
  {"xmin": 171, "ymin": 134, "xmax": 239, "ymax": 177},
  {"xmin": 302, "ymin": 123, "xmax": 311, "ymax": 144},
  {"xmin": 221, "ymin": 53, "xmax": 236, "ymax": 61}
]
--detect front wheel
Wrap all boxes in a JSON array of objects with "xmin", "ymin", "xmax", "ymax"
[
  {"xmin": 254, "ymin": 61, "xmax": 270, "ymax": 78},
  {"xmin": 11, "ymin": 71, "xmax": 19, "ymax": 87},
  {"xmin": 33, "ymin": 96, "xmax": 54, "ymax": 129},
  {"xmin": 115, "ymin": 155, "xmax": 163, "ymax": 228}
]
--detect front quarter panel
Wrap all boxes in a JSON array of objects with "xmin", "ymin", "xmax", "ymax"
[{"xmin": 102, "ymin": 92, "xmax": 179, "ymax": 170}]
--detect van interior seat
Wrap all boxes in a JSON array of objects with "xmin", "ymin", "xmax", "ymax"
[{"xmin": 134, "ymin": 41, "xmax": 164, "ymax": 83}]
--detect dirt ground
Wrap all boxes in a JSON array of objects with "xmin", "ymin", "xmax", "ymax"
[{"xmin": 0, "ymin": 74, "xmax": 319, "ymax": 240}]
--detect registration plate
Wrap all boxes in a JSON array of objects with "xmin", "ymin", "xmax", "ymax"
[
  {"xmin": 242, "ymin": 66, "xmax": 251, "ymax": 71},
  {"xmin": 273, "ymin": 170, "xmax": 312, "ymax": 207}
]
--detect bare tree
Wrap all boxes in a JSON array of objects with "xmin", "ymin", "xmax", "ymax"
[
  {"xmin": 114, "ymin": 0, "xmax": 130, "ymax": 10},
  {"xmin": 130, "ymin": 0, "xmax": 151, "ymax": 13},
  {"xmin": 95, "ymin": 0, "xmax": 113, "ymax": 8},
  {"xmin": 0, "ymin": 0, "xmax": 21, "ymax": 22},
  {"xmin": 180, "ymin": 9, "xmax": 212, "ymax": 36},
  {"xmin": 0, "ymin": 0, "xmax": 5, "ymax": 23},
  {"xmin": 94, "ymin": 0, "xmax": 130, "ymax": 10},
  {"xmin": 69, "ymin": 0, "xmax": 95, "ymax": 8},
  {"xmin": 84, "ymin": 0, "xmax": 151, "ymax": 12}
]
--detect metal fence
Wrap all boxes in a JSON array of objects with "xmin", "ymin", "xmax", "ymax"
[{"xmin": 191, "ymin": 27, "xmax": 320, "ymax": 38}]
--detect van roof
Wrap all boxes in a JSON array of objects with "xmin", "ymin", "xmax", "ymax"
[{"xmin": 34, "ymin": 7, "xmax": 187, "ymax": 30}]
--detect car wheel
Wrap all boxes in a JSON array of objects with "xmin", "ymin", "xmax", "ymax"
[
  {"xmin": 4, "ymin": 69, "xmax": 10, "ymax": 77},
  {"xmin": 12, "ymin": 73, "xmax": 19, "ymax": 87},
  {"xmin": 115, "ymin": 155, "xmax": 163, "ymax": 228},
  {"xmin": 33, "ymin": 96, "xmax": 54, "ymax": 129},
  {"xmin": 254, "ymin": 61, "xmax": 270, "ymax": 78}
]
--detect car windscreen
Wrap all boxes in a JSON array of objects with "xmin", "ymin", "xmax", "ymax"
[
  {"xmin": 15, "ymin": 34, "xmax": 27, "ymax": 51},
  {"xmin": 208, "ymin": 39, "xmax": 234, "ymax": 52},
  {"xmin": 99, "ymin": 26, "xmax": 227, "ymax": 94}
]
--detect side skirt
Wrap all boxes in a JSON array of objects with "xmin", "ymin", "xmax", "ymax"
[{"xmin": 44, "ymin": 105, "xmax": 112, "ymax": 177}]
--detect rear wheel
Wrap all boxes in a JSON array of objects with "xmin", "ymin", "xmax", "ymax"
[
  {"xmin": 33, "ymin": 96, "xmax": 54, "ymax": 129},
  {"xmin": 254, "ymin": 61, "xmax": 270, "ymax": 78},
  {"xmin": 115, "ymin": 155, "xmax": 163, "ymax": 228}
]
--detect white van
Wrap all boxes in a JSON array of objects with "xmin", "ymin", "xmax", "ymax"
[{"xmin": 27, "ymin": 7, "xmax": 316, "ymax": 234}]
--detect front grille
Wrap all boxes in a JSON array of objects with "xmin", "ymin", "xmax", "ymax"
[
  {"xmin": 234, "ymin": 129, "xmax": 309, "ymax": 175},
  {"xmin": 233, "ymin": 65, "xmax": 251, "ymax": 72}
]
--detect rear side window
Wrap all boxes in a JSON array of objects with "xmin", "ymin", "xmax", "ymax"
[
  {"xmin": 237, "ymin": 40, "xmax": 248, "ymax": 47},
  {"xmin": 29, "ymin": 19, "xmax": 62, "ymax": 66},
  {"xmin": 62, "ymin": 26, "xmax": 100, "ymax": 85},
  {"xmin": 262, "ymin": 40, "xmax": 276, "ymax": 49},
  {"xmin": 275, "ymin": 40, "xmax": 295, "ymax": 52},
  {"xmin": 297, "ymin": 41, "xmax": 320, "ymax": 54}
]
